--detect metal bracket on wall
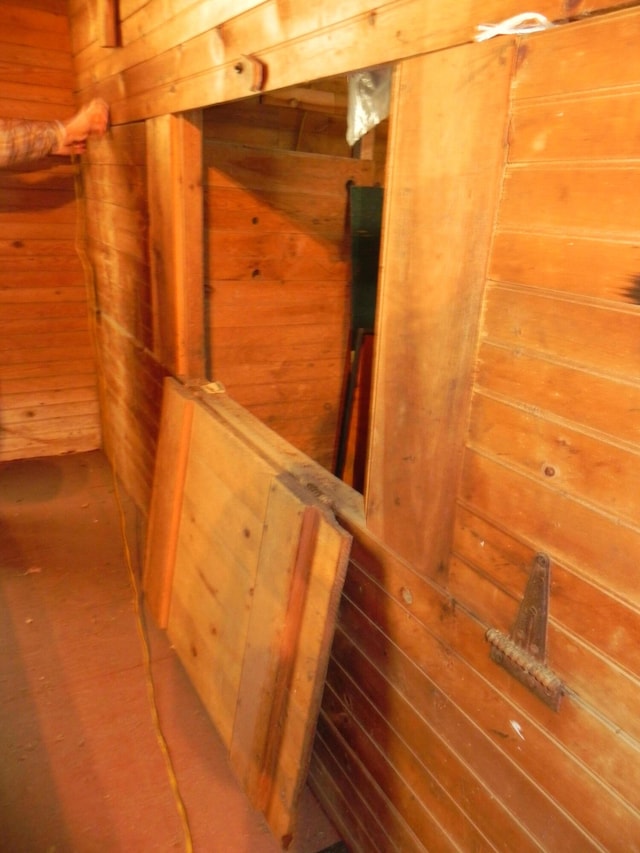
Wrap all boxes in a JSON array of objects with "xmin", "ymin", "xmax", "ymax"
[{"xmin": 486, "ymin": 552, "xmax": 564, "ymax": 711}]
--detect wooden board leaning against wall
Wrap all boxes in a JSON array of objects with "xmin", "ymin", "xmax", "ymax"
[{"xmin": 143, "ymin": 378, "xmax": 354, "ymax": 847}]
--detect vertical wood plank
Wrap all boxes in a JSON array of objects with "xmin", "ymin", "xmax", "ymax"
[
  {"xmin": 142, "ymin": 377, "xmax": 194, "ymax": 627},
  {"xmin": 229, "ymin": 479, "xmax": 308, "ymax": 801},
  {"xmin": 174, "ymin": 109, "xmax": 205, "ymax": 378},
  {"xmin": 166, "ymin": 399, "xmax": 276, "ymax": 748},
  {"xmin": 96, "ymin": 0, "xmax": 118, "ymax": 48},
  {"xmin": 264, "ymin": 500, "xmax": 352, "ymax": 845},
  {"xmin": 365, "ymin": 40, "xmax": 514, "ymax": 576},
  {"xmin": 146, "ymin": 111, "xmax": 205, "ymax": 380}
]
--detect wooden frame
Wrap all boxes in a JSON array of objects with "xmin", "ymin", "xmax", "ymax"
[{"xmin": 146, "ymin": 110, "xmax": 205, "ymax": 380}]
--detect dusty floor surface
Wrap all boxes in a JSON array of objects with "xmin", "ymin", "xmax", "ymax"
[{"xmin": 0, "ymin": 450, "xmax": 342, "ymax": 853}]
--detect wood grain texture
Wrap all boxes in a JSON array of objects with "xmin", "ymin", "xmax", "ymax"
[
  {"xmin": 80, "ymin": 121, "xmax": 168, "ymax": 510},
  {"xmin": 146, "ymin": 111, "xmax": 205, "ymax": 379},
  {"xmin": 168, "ymin": 400, "xmax": 275, "ymax": 747},
  {"xmin": 204, "ymin": 135, "xmax": 374, "ymax": 470},
  {"xmin": 0, "ymin": 8, "xmax": 99, "ymax": 462},
  {"xmin": 230, "ymin": 479, "xmax": 310, "ymax": 801},
  {"xmin": 143, "ymin": 378, "xmax": 195, "ymax": 627},
  {"xmin": 60, "ymin": 1, "xmax": 640, "ymax": 850},
  {"xmin": 366, "ymin": 39, "xmax": 514, "ymax": 575},
  {"xmin": 313, "ymin": 516, "xmax": 629, "ymax": 851},
  {"xmin": 449, "ymin": 7, "xmax": 640, "ymax": 849},
  {"xmin": 149, "ymin": 379, "xmax": 352, "ymax": 846},
  {"xmin": 96, "ymin": 0, "xmax": 118, "ymax": 48},
  {"xmin": 67, "ymin": 0, "xmax": 629, "ymax": 124},
  {"xmin": 263, "ymin": 494, "xmax": 351, "ymax": 842}
]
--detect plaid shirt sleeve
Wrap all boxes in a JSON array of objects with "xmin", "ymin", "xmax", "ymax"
[{"xmin": 0, "ymin": 119, "xmax": 65, "ymax": 168}]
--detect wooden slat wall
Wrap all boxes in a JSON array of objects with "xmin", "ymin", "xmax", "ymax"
[
  {"xmin": 203, "ymin": 126, "xmax": 375, "ymax": 470},
  {"xmin": 455, "ymin": 0, "xmax": 640, "ymax": 786},
  {"xmin": 65, "ymin": 0, "xmax": 633, "ymax": 508},
  {"xmin": 69, "ymin": 0, "xmax": 627, "ymax": 126},
  {"xmin": 450, "ymin": 8, "xmax": 640, "ymax": 849},
  {"xmin": 0, "ymin": 0, "xmax": 100, "ymax": 461},
  {"xmin": 63, "ymin": 2, "xmax": 640, "ymax": 851},
  {"xmin": 202, "ymin": 93, "xmax": 355, "ymax": 161},
  {"xmin": 314, "ymin": 11, "xmax": 640, "ymax": 852},
  {"xmin": 80, "ymin": 122, "xmax": 164, "ymax": 510},
  {"xmin": 315, "ymin": 512, "xmax": 640, "ymax": 852}
]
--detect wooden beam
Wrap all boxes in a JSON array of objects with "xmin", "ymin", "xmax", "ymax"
[
  {"xmin": 146, "ymin": 110, "xmax": 205, "ymax": 380},
  {"xmin": 72, "ymin": 0, "xmax": 628, "ymax": 125},
  {"xmin": 96, "ymin": 0, "xmax": 118, "ymax": 48},
  {"xmin": 142, "ymin": 378, "xmax": 194, "ymax": 627},
  {"xmin": 261, "ymin": 86, "xmax": 348, "ymax": 114},
  {"xmin": 365, "ymin": 38, "xmax": 514, "ymax": 576}
]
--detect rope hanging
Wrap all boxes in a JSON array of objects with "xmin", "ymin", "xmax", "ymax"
[{"xmin": 475, "ymin": 11, "xmax": 555, "ymax": 41}]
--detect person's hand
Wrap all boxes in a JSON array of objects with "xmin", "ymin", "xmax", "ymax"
[{"xmin": 56, "ymin": 99, "xmax": 109, "ymax": 155}]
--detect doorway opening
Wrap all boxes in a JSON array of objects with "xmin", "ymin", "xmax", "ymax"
[{"xmin": 201, "ymin": 76, "xmax": 388, "ymax": 492}]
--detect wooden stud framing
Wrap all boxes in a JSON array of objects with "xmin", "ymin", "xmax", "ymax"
[
  {"xmin": 146, "ymin": 110, "xmax": 205, "ymax": 380},
  {"xmin": 96, "ymin": 0, "xmax": 118, "ymax": 48},
  {"xmin": 142, "ymin": 378, "xmax": 194, "ymax": 627},
  {"xmin": 365, "ymin": 39, "xmax": 514, "ymax": 576}
]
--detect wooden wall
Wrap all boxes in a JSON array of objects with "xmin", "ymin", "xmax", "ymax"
[
  {"xmin": 80, "ymin": 121, "xmax": 166, "ymax": 510},
  {"xmin": 70, "ymin": 0, "xmax": 623, "ymax": 125},
  {"xmin": 64, "ymin": 0, "xmax": 640, "ymax": 851},
  {"xmin": 0, "ymin": 0, "xmax": 100, "ymax": 461},
  {"xmin": 339, "ymin": 9, "xmax": 640, "ymax": 851},
  {"xmin": 66, "ymin": 0, "xmax": 614, "ymax": 501},
  {"xmin": 453, "ymin": 9, "xmax": 640, "ymax": 841}
]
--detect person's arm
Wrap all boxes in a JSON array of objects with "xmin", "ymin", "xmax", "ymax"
[
  {"xmin": 0, "ymin": 99, "xmax": 109, "ymax": 168},
  {"xmin": 56, "ymin": 99, "xmax": 109, "ymax": 156},
  {"xmin": 0, "ymin": 118, "xmax": 65, "ymax": 168}
]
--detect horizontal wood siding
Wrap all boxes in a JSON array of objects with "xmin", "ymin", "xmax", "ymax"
[
  {"xmin": 64, "ymin": 0, "xmax": 632, "ymax": 508},
  {"xmin": 0, "ymin": 0, "xmax": 100, "ymax": 461},
  {"xmin": 449, "ymin": 8, "xmax": 640, "ymax": 848},
  {"xmin": 204, "ymin": 127, "xmax": 375, "ymax": 470},
  {"xmin": 64, "ymin": 2, "xmax": 640, "ymax": 851},
  {"xmin": 315, "ymin": 11, "xmax": 640, "ymax": 852},
  {"xmin": 68, "ymin": 0, "xmax": 628, "ymax": 125},
  {"xmin": 79, "ymin": 122, "xmax": 164, "ymax": 510}
]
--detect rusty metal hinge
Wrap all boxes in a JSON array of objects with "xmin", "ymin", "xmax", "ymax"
[{"xmin": 486, "ymin": 552, "xmax": 564, "ymax": 711}]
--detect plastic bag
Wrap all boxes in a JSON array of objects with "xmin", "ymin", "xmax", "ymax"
[{"xmin": 346, "ymin": 67, "xmax": 392, "ymax": 147}]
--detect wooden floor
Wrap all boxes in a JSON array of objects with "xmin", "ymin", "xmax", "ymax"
[{"xmin": 0, "ymin": 451, "xmax": 341, "ymax": 853}]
